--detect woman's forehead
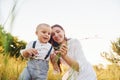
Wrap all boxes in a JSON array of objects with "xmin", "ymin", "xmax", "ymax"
[{"xmin": 52, "ymin": 27, "xmax": 62, "ymax": 31}]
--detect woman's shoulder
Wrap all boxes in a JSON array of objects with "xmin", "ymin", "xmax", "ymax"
[
  {"xmin": 68, "ymin": 38, "xmax": 80, "ymax": 43},
  {"xmin": 67, "ymin": 38, "xmax": 83, "ymax": 49},
  {"xmin": 67, "ymin": 38, "xmax": 82, "ymax": 47}
]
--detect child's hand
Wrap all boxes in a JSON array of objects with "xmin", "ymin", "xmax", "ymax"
[{"xmin": 23, "ymin": 48, "xmax": 38, "ymax": 57}]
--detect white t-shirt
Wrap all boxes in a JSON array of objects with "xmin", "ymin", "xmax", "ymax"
[
  {"xmin": 21, "ymin": 40, "xmax": 53, "ymax": 61},
  {"xmin": 62, "ymin": 39, "xmax": 97, "ymax": 80}
]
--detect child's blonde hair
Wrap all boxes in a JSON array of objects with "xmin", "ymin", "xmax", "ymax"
[{"xmin": 36, "ymin": 23, "xmax": 50, "ymax": 31}]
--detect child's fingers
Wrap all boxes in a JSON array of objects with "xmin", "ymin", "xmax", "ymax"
[{"xmin": 27, "ymin": 48, "xmax": 38, "ymax": 56}]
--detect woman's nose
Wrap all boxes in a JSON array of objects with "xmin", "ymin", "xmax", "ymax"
[{"xmin": 54, "ymin": 33, "xmax": 58, "ymax": 37}]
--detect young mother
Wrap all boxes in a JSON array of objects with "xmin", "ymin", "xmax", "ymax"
[{"xmin": 49, "ymin": 24, "xmax": 97, "ymax": 80}]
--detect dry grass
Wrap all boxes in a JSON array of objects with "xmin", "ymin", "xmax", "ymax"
[
  {"xmin": 0, "ymin": 54, "xmax": 120, "ymax": 80},
  {"xmin": 0, "ymin": 54, "xmax": 26, "ymax": 80}
]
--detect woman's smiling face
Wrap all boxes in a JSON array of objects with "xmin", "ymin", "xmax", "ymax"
[{"xmin": 51, "ymin": 27, "xmax": 65, "ymax": 44}]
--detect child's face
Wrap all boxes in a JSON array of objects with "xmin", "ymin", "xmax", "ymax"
[{"xmin": 36, "ymin": 26, "xmax": 51, "ymax": 43}]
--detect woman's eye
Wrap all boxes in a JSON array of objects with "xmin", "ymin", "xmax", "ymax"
[{"xmin": 56, "ymin": 30, "xmax": 60, "ymax": 33}]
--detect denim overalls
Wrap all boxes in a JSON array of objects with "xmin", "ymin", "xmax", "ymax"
[{"xmin": 19, "ymin": 41, "xmax": 52, "ymax": 80}]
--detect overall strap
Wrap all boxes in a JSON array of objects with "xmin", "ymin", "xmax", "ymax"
[
  {"xmin": 44, "ymin": 46, "xmax": 52, "ymax": 59},
  {"xmin": 32, "ymin": 41, "xmax": 36, "ymax": 48},
  {"xmin": 31, "ymin": 41, "xmax": 37, "ymax": 57},
  {"xmin": 32, "ymin": 41, "xmax": 52, "ymax": 60}
]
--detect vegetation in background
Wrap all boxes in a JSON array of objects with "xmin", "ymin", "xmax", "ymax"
[
  {"xmin": 0, "ymin": 54, "xmax": 26, "ymax": 80},
  {"xmin": 99, "ymin": 37, "xmax": 120, "ymax": 80},
  {"xmin": 101, "ymin": 38, "xmax": 120, "ymax": 64},
  {"xmin": 0, "ymin": 53, "xmax": 120, "ymax": 80},
  {"xmin": 0, "ymin": 0, "xmax": 26, "ymax": 58},
  {"xmin": 0, "ymin": 25, "xmax": 26, "ymax": 58}
]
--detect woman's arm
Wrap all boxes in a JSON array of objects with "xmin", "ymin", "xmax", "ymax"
[
  {"xmin": 59, "ymin": 44, "xmax": 79, "ymax": 72},
  {"xmin": 62, "ymin": 55, "xmax": 79, "ymax": 72}
]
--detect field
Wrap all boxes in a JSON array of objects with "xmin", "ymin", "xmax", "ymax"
[{"xmin": 0, "ymin": 54, "xmax": 120, "ymax": 80}]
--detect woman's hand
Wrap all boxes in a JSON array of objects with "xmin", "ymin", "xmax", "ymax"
[{"xmin": 59, "ymin": 44, "xmax": 68, "ymax": 57}]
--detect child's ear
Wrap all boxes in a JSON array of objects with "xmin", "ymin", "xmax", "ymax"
[{"xmin": 35, "ymin": 31, "xmax": 38, "ymax": 35}]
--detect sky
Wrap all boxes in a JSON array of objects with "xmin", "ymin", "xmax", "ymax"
[{"xmin": 0, "ymin": 0, "xmax": 120, "ymax": 65}]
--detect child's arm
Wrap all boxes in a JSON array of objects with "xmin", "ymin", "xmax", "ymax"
[
  {"xmin": 21, "ymin": 48, "xmax": 38, "ymax": 58},
  {"xmin": 21, "ymin": 41, "xmax": 38, "ymax": 58}
]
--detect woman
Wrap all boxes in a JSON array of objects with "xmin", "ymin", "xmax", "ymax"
[{"xmin": 49, "ymin": 24, "xmax": 97, "ymax": 80}]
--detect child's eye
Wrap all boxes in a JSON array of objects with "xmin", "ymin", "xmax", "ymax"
[
  {"xmin": 48, "ymin": 32, "xmax": 51, "ymax": 35},
  {"xmin": 42, "ymin": 31, "xmax": 46, "ymax": 34}
]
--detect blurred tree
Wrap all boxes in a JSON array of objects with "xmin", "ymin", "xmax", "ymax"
[
  {"xmin": 0, "ymin": 25, "xmax": 5, "ymax": 52},
  {"xmin": 0, "ymin": 25, "xmax": 26, "ymax": 58},
  {"xmin": 111, "ymin": 38, "xmax": 120, "ymax": 56},
  {"xmin": 101, "ymin": 38, "xmax": 120, "ymax": 64},
  {"xmin": 0, "ymin": 0, "xmax": 26, "ymax": 57}
]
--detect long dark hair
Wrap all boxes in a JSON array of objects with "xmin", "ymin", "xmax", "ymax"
[{"xmin": 49, "ymin": 24, "xmax": 67, "ymax": 73}]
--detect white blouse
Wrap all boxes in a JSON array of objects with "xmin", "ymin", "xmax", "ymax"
[{"xmin": 62, "ymin": 39, "xmax": 97, "ymax": 80}]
